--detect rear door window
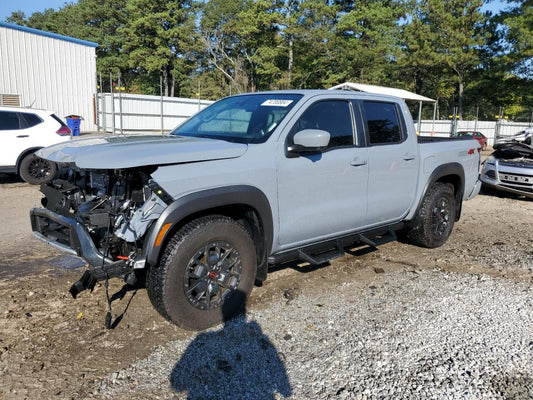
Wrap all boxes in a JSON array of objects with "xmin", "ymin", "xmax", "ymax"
[{"xmin": 362, "ymin": 101, "xmax": 403, "ymax": 145}]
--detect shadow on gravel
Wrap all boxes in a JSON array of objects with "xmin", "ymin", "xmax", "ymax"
[
  {"xmin": 170, "ymin": 291, "xmax": 292, "ymax": 399},
  {"xmin": 479, "ymin": 185, "xmax": 533, "ymax": 202}
]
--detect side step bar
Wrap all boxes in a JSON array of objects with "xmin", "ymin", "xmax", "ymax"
[
  {"xmin": 298, "ymin": 241, "xmax": 345, "ymax": 266},
  {"xmin": 270, "ymin": 227, "xmax": 400, "ymax": 267}
]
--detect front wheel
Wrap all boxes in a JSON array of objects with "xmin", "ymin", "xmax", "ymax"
[
  {"xmin": 147, "ymin": 215, "xmax": 257, "ymax": 330},
  {"xmin": 402, "ymin": 182, "xmax": 456, "ymax": 248},
  {"xmin": 19, "ymin": 153, "xmax": 57, "ymax": 185}
]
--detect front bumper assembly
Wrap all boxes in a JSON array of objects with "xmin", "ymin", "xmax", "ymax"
[{"xmin": 30, "ymin": 208, "xmax": 133, "ymax": 297}]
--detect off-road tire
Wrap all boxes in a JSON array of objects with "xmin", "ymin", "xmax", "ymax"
[
  {"xmin": 403, "ymin": 182, "xmax": 456, "ymax": 248},
  {"xmin": 19, "ymin": 153, "xmax": 57, "ymax": 185},
  {"xmin": 147, "ymin": 215, "xmax": 257, "ymax": 330}
]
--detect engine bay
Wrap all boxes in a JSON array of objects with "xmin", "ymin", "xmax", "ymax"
[{"xmin": 39, "ymin": 166, "xmax": 168, "ymax": 266}]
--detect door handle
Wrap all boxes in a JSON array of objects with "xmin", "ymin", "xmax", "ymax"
[
  {"xmin": 16, "ymin": 135, "xmax": 30, "ymax": 138},
  {"xmin": 350, "ymin": 158, "xmax": 367, "ymax": 167},
  {"xmin": 403, "ymin": 153, "xmax": 416, "ymax": 161}
]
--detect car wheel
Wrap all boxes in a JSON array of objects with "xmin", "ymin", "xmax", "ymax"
[
  {"xmin": 19, "ymin": 153, "xmax": 57, "ymax": 185},
  {"xmin": 147, "ymin": 215, "xmax": 257, "ymax": 330},
  {"xmin": 402, "ymin": 182, "xmax": 456, "ymax": 248}
]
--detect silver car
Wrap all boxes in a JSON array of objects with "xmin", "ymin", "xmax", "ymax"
[{"xmin": 481, "ymin": 142, "xmax": 533, "ymax": 198}]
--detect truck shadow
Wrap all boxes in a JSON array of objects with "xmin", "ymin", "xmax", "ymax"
[{"xmin": 170, "ymin": 290, "xmax": 292, "ymax": 399}]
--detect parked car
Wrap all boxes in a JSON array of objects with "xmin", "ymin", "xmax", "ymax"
[
  {"xmin": 481, "ymin": 142, "xmax": 533, "ymax": 199},
  {"xmin": 0, "ymin": 106, "xmax": 71, "ymax": 184},
  {"xmin": 31, "ymin": 90, "xmax": 481, "ymax": 330},
  {"xmin": 452, "ymin": 131, "xmax": 487, "ymax": 150}
]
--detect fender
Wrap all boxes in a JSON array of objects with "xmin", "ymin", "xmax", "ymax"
[
  {"xmin": 410, "ymin": 162, "xmax": 465, "ymax": 223},
  {"xmin": 144, "ymin": 185, "xmax": 274, "ymax": 268}
]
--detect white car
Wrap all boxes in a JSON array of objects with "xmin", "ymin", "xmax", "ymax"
[
  {"xmin": 0, "ymin": 106, "xmax": 71, "ymax": 184},
  {"xmin": 481, "ymin": 142, "xmax": 533, "ymax": 199}
]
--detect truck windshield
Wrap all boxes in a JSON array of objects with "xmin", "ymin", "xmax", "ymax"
[{"xmin": 169, "ymin": 93, "xmax": 303, "ymax": 144}]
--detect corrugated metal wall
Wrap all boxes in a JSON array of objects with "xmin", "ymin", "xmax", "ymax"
[{"xmin": 0, "ymin": 24, "xmax": 97, "ymax": 131}]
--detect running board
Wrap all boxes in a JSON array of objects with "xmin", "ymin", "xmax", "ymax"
[
  {"xmin": 298, "ymin": 241, "xmax": 345, "ymax": 266},
  {"xmin": 269, "ymin": 227, "xmax": 400, "ymax": 267}
]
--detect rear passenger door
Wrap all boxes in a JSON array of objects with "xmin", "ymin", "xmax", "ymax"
[
  {"xmin": 276, "ymin": 99, "xmax": 369, "ymax": 248},
  {"xmin": 0, "ymin": 111, "xmax": 37, "ymax": 166},
  {"xmin": 360, "ymin": 100, "xmax": 418, "ymax": 225}
]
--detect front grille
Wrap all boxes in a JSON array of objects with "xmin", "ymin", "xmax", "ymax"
[{"xmin": 498, "ymin": 172, "xmax": 533, "ymax": 188}]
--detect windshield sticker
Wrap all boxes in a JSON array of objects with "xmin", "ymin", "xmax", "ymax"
[{"xmin": 261, "ymin": 99, "xmax": 294, "ymax": 107}]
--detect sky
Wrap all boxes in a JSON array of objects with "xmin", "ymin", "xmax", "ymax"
[
  {"xmin": 0, "ymin": 0, "xmax": 515, "ymax": 24},
  {"xmin": 0, "ymin": 0, "xmax": 76, "ymax": 22}
]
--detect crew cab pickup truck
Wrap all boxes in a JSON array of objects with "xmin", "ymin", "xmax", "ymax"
[{"xmin": 30, "ymin": 90, "xmax": 481, "ymax": 330}]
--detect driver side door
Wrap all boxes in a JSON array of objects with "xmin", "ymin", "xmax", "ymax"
[{"xmin": 276, "ymin": 99, "xmax": 369, "ymax": 249}]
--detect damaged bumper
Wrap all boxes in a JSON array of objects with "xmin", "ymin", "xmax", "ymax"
[
  {"xmin": 30, "ymin": 208, "xmax": 137, "ymax": 297},
  {"xmin": 31, "ymin": 207, "xmax": 110, "ymax": 266}
]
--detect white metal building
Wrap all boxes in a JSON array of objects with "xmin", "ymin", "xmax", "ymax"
[{"xmin": 0, "ymin": 22, "xmax": 98, "ymax": 131}]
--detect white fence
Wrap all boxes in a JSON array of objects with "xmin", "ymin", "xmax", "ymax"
[
  {"xmin": 95, "ymin": 92, "xmax": 532, "ymax": 144},
  {"xmin": 419, "ymin": 120, "xmax": 532, "ymax": 146},
  {"xmin": 96, "ymin": 92, "xmax": 214, "ymax": 134}
]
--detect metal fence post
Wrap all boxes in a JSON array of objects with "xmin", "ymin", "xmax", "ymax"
[
  {"xmin": 118, "ymin": 73, "xmax": 123, "ymax": 135},
  {"xmin": 160, "ymin": 75, "xmax": 164, "ymax": 134},
  {"xmin": 110, "ymin": 72, "xmax": 115, "ymax": 134}
]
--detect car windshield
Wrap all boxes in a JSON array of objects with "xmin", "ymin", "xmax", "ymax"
[{"xmin": 169, "ymin": 93, "xmax": 303, "ymax": 144}]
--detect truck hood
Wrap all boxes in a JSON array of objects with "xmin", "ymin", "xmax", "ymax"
[{"xmin": 37, "ymin": 135, "xmax": 248, "ymax": 169}]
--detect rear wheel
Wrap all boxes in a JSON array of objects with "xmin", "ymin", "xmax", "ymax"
[
  {"xmin": 147, "ymin": 215, "xmax": 257, "ymax": 330},
  {"xmin": 19, "ymin": 153, "xmax": 57, "ymax": 185},
  {"xmin": 402, "ymin": 182, "xmax": 456, "ymax": 248}
]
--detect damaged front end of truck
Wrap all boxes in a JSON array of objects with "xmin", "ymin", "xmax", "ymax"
[{"xmin": 30, "ymin": 165, "xmax": 171, "ymax": 297}]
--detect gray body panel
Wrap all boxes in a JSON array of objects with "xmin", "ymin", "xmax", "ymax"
[{"xmin": 34, "ymin": 90, "xmax": 481, "ymax": 261}]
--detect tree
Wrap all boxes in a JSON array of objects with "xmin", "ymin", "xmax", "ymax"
[
  {"xmin": 335, "ymin": 0, "xmax": 403, "ymax": 85},
  {"xmin": 400, "ymin": 0, "xmax": 486, "ymax": 118},
  {"xmin": 119, "ymin": 0, "xmax": 199, "ymax": 97},
  {"xmin": 500, "ymin": 0, "xmax": 533, "ymax": 79},
  {"xmin": 199, "ymin": 0, "xmax": 282, "ymax": 93}
]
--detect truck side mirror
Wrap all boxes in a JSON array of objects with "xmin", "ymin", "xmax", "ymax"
[{"xmin": 287, "ymin": 129, "xmax": 330, "ymax": 154}]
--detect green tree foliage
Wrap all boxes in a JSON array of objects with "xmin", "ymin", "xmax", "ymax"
[
  {"xmin": 3, "ymin": 0, "xmax": 531, "ymax": 118},
  {"xmin": 400, "ymin": 0, "xmax": 486, "ymax": 118},
  {"xmin": 199, "ymin": 0, "xmax": 282, "ymax": 93},
  {"xmin": 335, "ymin": 0, "xmax": 403, "ymax": 85},
  {"xmin": 120, "ymin": 0, "xmax": 199, "ymax": 97},
  {"xmin": 500, "ymin": 0, "xmax": 533, "ymax": 79}
]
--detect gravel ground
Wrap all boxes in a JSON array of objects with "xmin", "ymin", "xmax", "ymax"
[
  {"xmin": 90, "ymin": 269, "xmax": 533, "ymax": 400},
  {"xmin": 1, "ymin": 170, "xmax": 532, "ymax": 399}
]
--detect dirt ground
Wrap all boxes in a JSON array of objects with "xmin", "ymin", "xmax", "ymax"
[{"xmin": 0, "ymin": 167, "xmax": 531, "ymax": 399}]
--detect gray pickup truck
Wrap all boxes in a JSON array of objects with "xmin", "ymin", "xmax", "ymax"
[{"xmin": 31, "ymin": 90, "xmax": 481, "ymax": 330}]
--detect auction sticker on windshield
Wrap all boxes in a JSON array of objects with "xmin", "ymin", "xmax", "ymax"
[{"xmin": 261, "ymin": 99, "xmax": 294, "ymax": 107}]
